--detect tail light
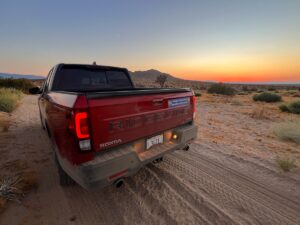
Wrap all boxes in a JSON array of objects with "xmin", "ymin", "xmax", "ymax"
[
  {"xmin": 68, "ymin": 95, "xmax": 92, "ymax": 151},
  {"xmin": 75, "ymin": 112, "xmax": 90, "ymax": 139},
  {"xmin": 192, "ymin": 96, "xmax": 196, "ymax": 119}
]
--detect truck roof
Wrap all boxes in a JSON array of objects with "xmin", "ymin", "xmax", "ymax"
[{"xmin": 57, "ymin": 63, "xmax": 127, "ymax": 71}]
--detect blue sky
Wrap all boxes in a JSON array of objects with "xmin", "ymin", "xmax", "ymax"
[{"xmin": 0, "ymin": 0, "xmax": 299, "ymax": 82}]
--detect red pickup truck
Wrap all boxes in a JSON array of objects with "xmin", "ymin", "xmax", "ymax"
[{"xmin": 30, "ymin": 64, "xmax": 197, "ymax": 189}]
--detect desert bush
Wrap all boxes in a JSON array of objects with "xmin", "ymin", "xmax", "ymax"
[
  {"xmin": 287, "ymin": 100, "xmax": 300, "ymax": 114},
  {"xmin": 253, "ymin": 92, "xmax": 281, "ymax": 103},
  {"xmin": 279, "ymin": 104, "xmax": 290, "ymax": 112},
  {"xmin": 0, "ymin": 78, "xmax": 34, "ymax": 93},
  {"xmin": 279, "ymin": 100, "xmax": 300, "ymax": 114},
  {"xmin": 268, "ymin": 87, "xmax": 276, "ymax": 91},
  {"xmin": 0, "ymin": 88, "xmax": 22, "ymax": 112},
  {"xmin": 273, "ymin": 122, "xmax": 300, "ymax": 144},
  {"xmin": 276, "ymin": 157, "xmax": 296, "ymax": 172},
  {"xmin": 195, "ymin": 92, "xmax": 201, "ymax": 97},
  {"xmin": 207, "ymin": 83, "xmax": 235, "ymax": 95}
]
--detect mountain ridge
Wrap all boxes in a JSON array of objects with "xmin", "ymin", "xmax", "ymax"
[{"xmin": 0, "ymin": 72, "xmax": 44, "ymax": 80}]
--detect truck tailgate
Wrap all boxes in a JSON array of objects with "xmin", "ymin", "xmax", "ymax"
[{"xmin": 87, "ymin": 91, "xmax": 194, "ymax": 151}]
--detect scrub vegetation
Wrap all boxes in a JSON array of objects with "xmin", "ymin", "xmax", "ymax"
[
  {"xmin": 0, "ymin": 88, "xmax": 22, "ymax": 113},
  {"xmin": 207, "ymin": 83, "xmax": 236, "ymax": 95},
  {"xmin": 276, "ymin": 157, "xmax": 297, "ymax": 172},
  {"xmin": 253, "ymin": 92, "xmax": 282, "ymax": 103},
  {"xmin": 0, "ymin": 78, "xmax": 34, "ymax": 93},
  {"xmin": 279, "ymin": 100, "xmax": 300, "ymax": 114},
  {"xmin": 273, "ymin": 122, "xmax": 300, "ymax": 144}
]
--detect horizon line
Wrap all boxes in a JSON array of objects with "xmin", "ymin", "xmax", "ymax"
[{"xmin": 1, "ymin": 71, "xmax": 300, "ymax": 85}]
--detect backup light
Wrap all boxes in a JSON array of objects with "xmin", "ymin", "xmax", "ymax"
[{"xmin": 79, "ymin": 139, "xmax": 91, "ymax": 151}]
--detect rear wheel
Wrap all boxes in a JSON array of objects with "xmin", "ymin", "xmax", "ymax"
[{"xmin": 55, "ymin": 156, "xmax": 75, "ymax": 186}]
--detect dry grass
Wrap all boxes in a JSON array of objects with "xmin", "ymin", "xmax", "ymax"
[
  {"xmin": 250, "ymin": 107, "xmax": 270, "ymax": 120},
  {"xmin": 0, "ymin": 88, "xmax": 22, "ymax": 113},
  {"xmin": 231, "ymin": 100, "xmax": 243, "ymax": 106},
  {"xmin": 273, "ymin": 122, "xmax": 300, "ymax": 144},
  {"xmin": 0, "ymin": 160, "xmax": 38, "ymax": 213},
  {"xmin": 276, "ymin": 157, "xmax": 297, "ymax": 172}
]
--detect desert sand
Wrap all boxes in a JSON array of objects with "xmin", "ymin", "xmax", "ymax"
[{"xmin": 0, "ymin": 94, "xmax": 299, "ymax": 225}]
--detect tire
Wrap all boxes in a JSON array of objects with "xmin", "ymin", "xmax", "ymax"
[{"xmin": 55, "ymin": 156, "xmax": 75, "ymax": 186}]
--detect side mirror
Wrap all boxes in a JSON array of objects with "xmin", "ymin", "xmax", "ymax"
[{"xmin": 29, "ymin": 87, "xmax": 42, "ymax": 95}]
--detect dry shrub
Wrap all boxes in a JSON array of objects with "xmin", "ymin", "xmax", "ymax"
[
  {"xmin": 279, "ymin": 100, "xmax": 300, "ymax": 114},
  {"xmin": 208, "ymin": 83, "xmax": 236, "ymax": 95},
  {"xmin": 273, "ymin": 122, "xmax": 300, "ymax": 144},
  {"xmin": 276, "ymin": 157, "xmax": 297, "ymax": 172},
  {"xmin": 279, "ymin": 104, "xmax": 290, "ymax": 112},
  {"xmin": 253, "ymin": 92, "xmax": 282, "ymax": 103},
  {"xmin": 0, "ymin": 88, "xmax": 22, "ymax": 113},
  {"xmin": 288, "ymin": 100, "xmax": 300, "ymax": 114},
  {"xmin": 250, "ymin": 107, "xmax": 270, "ymax": 120},
  {"xmin": 0, "ymin": 160, "xmax": 38, "ymax": 213},
  {"xmin": 0, "ymin": 78, "xmax": 34, "ymax": 93}
]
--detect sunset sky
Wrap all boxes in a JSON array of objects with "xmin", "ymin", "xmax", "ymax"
[{"xmin": 0, "ymin": 0, "xmax": 299, "ymax": 83}]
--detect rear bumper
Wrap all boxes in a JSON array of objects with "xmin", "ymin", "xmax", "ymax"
[{"xmin": 59, "ymin": 124, "xmax": 197, "ymax": 190}]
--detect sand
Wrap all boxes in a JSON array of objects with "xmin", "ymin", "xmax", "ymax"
[{"xmin": 0, "ymin": 94, "xmax": 299, "ymax": 225}]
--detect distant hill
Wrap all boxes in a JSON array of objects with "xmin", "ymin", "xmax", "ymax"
[
  {"xmin": 1, "ymin": 70, "xmax": 299, "ymax": 90},
  {"xmin": 130, "ymin": 69, "xmax": 178, "ymax": 81},
  {"xmin": 130, "ymin": 69, "xmax": 208, "ymax": 89},
  {"xmin": 0, "ymin": 73, "xmax": 44, "ymax": 80}
]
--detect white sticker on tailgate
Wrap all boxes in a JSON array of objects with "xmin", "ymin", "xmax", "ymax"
[
  {"xmin": 168, "ymin": 97, "xmax": 190, "ymax": 107},
  {"xmin": 146, "ymin": 134, "xmax": 163, "ymax": 149}
]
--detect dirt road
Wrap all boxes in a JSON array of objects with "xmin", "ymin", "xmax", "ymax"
[{"xmin": 0, "ymin": 95, "xmax": 300, "ymax": 225}]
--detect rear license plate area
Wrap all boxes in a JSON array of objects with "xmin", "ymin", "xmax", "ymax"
[{"xmin": 146, "ymin": 134, "xmax": 163, "ymax": 149}]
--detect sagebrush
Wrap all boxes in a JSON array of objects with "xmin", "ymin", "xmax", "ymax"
[
  {"xmin": 253, "ymin": 92, "xmax": 281, "ymax": 103},
  {"xmin": 279, "ymin": 100, "xmax": 300, "ymax": 114},
  {"xmin": 207, "ymin": 83, "xmax": 235, "ymax": 95}
]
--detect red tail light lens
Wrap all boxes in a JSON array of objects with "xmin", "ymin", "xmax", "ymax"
[{"xmin": 75, "ymin": 112, "xmax": 90, "ymax": 139}]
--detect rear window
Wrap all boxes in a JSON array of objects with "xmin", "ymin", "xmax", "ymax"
[{"xmin": 51, "ymin": 66, "xmax": 133, "ymax": 91}]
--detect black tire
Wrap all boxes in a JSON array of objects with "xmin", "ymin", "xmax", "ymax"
[{"xmin": 55, "ymin": 157, "xmax": 75, "ymax": 186}]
